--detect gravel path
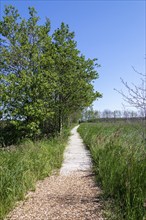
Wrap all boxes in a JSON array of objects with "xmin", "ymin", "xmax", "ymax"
[
  {"xmin": 6, "ymin": 126, "xmax": 104, "ymax": 220},
  {"xmin": 60, "ymin": 125, "xmax": 92, "ymax": 175}
]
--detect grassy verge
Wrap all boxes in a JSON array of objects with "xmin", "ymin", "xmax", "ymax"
[
  {"xmin": 78, "ymin": 122, "xmax": 146, "ymax": 220},
  {"xmin": 0, "ymin": 127, "xmax": 70, "ymax": 220}
]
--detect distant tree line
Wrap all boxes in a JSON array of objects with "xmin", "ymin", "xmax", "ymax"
[
  {"xmin": 81, "ymin": 106, "xmax": 145, "ymax": 122},
  {"xmin": 0, "ymin": 5, "xmax": 101, "ymax": 145}
]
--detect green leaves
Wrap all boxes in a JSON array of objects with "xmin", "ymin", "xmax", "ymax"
[{"xmin": 1, "ymin": 5, "xmax": 102, "ymax": 139}]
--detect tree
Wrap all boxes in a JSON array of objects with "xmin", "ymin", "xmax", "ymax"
[
  {"xmin": 52, "ymin": 23, "xmax": 101, "ymax": 132},
  {"xmin": 115, "ymin": 67, "xmax": 146, "ymax": 118},
  {"xmin": 102, "ymin": 109, "xmax": 113, "ymax": 118},
  {"xmin": 0, "ymin": 6, "xmax": 56, "ymax": 137},
  {"xmin": 115, "ymin": 67, "xmax": 146, "ymax": 140},
  {"xmin": 0, "ymin": 5, "xmax": 102, "ymax": 140},
  {"xmin": 113, "ymin": 110, "xmax": 122, "ymax": 119},
  {"xmin": 81, "ymin": 106, "xmax": 94, "ymax": 121}
]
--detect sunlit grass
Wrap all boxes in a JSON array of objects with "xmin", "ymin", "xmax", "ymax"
[
  {"xmin": 0, "ymin": 128, "xmax": 70, "ymax": 220},
  {"xmin": 78, "ymin": 122, "xmax": 146, "ymax": 220}
]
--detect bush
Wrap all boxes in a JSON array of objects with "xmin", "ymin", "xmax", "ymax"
[{"xmin": 0, "ymin": 121, "xmax": 20, "ymax": 147}]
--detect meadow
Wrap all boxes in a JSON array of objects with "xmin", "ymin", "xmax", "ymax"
[
  {"xmin": 78, "ymin": 121, "xmax": 146, "ymax": 220},
  {"xmin": 0, "ymin": 128, "xmax": 70, "ymax": 220}
]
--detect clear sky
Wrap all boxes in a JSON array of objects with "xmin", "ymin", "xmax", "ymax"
[{"xmin": 0, "ymin": 0, "xmax": 145, "ymax": 112}]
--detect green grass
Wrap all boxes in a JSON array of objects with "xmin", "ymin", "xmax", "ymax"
[
  {"xmin": 0, "ymin": 127, "xmax": 70, "ymax": 220},
  {"xmin": 78, "ymin": 122, "xmax": 146, "ymax": 220}
]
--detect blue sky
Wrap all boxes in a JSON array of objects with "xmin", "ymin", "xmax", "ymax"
[{"xmin": 0, "ymin": 0, "xmax": 145, "ymax": 112}]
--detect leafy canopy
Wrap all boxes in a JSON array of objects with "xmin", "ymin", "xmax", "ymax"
[{"xmin": 0, "ymin": 5, "xmax": 102, "ymax": 139}]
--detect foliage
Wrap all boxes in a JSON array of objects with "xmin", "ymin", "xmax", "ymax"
[
  {"xmin": 0, "ymin": 5, "xmax": 101, "ymax": 140},
  {"xmin": 52, "ymin": 23, "xmax": 101, "ymax": 131},
  {"xmin": 78, "ymin": 122, "xmax": 146, "ymax": 220},
  {"xmin": 0, "ymin": 121, "xmax": 19, "ymax": 147},
  {"xmin": 81, "ymin": 105, "xmax": 99, "ymax": 121},
  {"xmin": 0, "ymin": 6, "xmax": 56, "ymax": 137},
  {"xmin": 0, "ymin": 127, "xmax": 69, "ymax": 219}
]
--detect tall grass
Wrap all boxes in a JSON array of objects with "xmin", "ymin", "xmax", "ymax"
[
  {"xmin": 0, "ymin": 128, "xmax": 70, "ymax": 220},
  {"xmin": 78, "ymin": 122, "xmax": 146, "ymax": 220}
]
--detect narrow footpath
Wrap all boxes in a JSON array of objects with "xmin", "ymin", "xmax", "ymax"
[{"xmin": 6, "ymin": 126, "xmax": 104, "ymax": 220}]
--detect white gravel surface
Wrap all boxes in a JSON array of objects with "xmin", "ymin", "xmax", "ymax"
[{"xmin": 60, "ymin": 125, "xmax": 92, "ymax": 175}]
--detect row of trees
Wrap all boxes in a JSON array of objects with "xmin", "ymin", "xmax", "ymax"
[
  {"xmin": 0, "ymin": 5, "xmax": 101, "ymax": 140},
  {"xmin": 82, "ymin": 107, "xmax": 146, "ymax": 121}
]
